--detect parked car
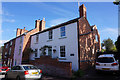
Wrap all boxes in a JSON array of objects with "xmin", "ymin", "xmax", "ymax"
[
  {"xmin": 95, "ymin": 54, "xmax": 119, "ymax": 72},
  {"xmin": 0, "ymin": 66, "xmax": 10, "ymax": 75},
  {"xmin": 5, "ymin": 64, "xmax": 42, "ymax": 80}
]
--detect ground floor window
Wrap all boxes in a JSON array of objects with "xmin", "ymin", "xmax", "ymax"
[
  {"xmin": 35, "ymin": 49, "xmax": 38, "ymax": 57},
  {"xmin": 60, "ymin": 46, "xmax": 66, "ymax": 57}
]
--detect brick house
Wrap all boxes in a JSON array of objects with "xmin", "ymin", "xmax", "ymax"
[
  {"xmin": 29, "ymin": 4, "xmax": 101, "ymax": 72},
  {"xmin": 2, "ymin": 4, "xmax": 101, "ymax": 77},
  {"xmin": 2, "ymin": 19, "xmax": 46, "ymax": 66}
]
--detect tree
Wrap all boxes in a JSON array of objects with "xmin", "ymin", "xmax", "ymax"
[
  {"xmin": 113, "ymin": 0, "xmax": 119, "ymax": 5},
  {"xmin": 0, "ymin": 46, "xmax": 4, "ymax": 54},
  {"xmin": 115, "ymin": 36, "xmax": 120, "ymax": 52},
  {"xmin": 101, "ymin": 38, "xmax": 116, "ymax": 52}
]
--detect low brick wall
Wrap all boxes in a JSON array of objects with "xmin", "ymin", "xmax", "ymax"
[
  {"xmin": 80, "ymin": 60, "xmax": 95, "ymax": 70},
  {"xmin": 29, "ymin": 56, "xmax": 72, "ymax": 78}
]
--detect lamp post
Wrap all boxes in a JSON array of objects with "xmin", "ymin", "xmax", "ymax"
[{"xmin": 113, "ymin": 0, "xmax": 120, "ymax": 36}]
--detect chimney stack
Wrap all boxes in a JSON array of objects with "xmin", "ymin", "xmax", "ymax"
[
  {"xmin": 79, "ymin": 4, "xmax": 87, "ymax": 18},
  {"xmin": 35, "ymin": 18, "xmax": 45, "ymax": 31},
  {"xmin": 35, "ymin": 20, "xmax": 40, "ymax": 29}
]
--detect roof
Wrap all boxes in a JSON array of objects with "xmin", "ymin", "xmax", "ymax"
[
  {"xmin": 4, "ymin": 33, "xmax": 25, "ymax": 45},
  {"xmin": 31, "ymin": 17, "xmax": 80, "ymax": 36},
  {"xmin": 98, "ymin": 54, "xmax": 114, "ymax": 58}
]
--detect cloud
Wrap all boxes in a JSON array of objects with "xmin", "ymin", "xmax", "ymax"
[
  {"xmin": 3, "ymin": 19, "xmax": 15, "ymax": 23},
  {"xmin": 0, "ymin": 30, "xmax": 3, "ymax": 34},
  {"xmin": 38, "ymin": 3, "xmax": 75, "ymax": 17},
  {"xmin": 2, "ymin": 11, "xmax": 14, "ymax": 16},
  {"xmin": 13, "ymin": 29, "xmax": 16, "ymax": 32},
  {"xmin": 100, "ymin": 28, "xmax": 117, "ymax": 33},
  {"xmin": 99, "ymin": 27, "xmax": 118, "ymax": 42},
  {"xmin": 0, "ymin": 40, "xmax": 8, "ymax": 46},
  {"xmin": 48, "ymin": 18, "xmax": 69, "ymax": 27}
]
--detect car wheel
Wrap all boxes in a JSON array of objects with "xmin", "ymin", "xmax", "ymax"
[
  {"xmin": 16, "ymin": 76, "xmax": 21, "ymax": 80},
  {"xmin": 5, "ymin": 74, "xmax": 9, "ymax": 80}
]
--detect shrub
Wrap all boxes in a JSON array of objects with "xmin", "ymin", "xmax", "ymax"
[{"xmin": 73, "ymin": 69, "xmax": 84, "ymax": 77}]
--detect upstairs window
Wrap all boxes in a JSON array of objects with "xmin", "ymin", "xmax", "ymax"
[
  {"xmin": 4, "ymin": 52, "xmax": 7, "ymax": 58},
  {"xmin": 9, "ymin": 48, "xmax": 11, "ymax": 55},
  {"xmin": 10, "ymin": 41, "xmax": 12, "ymax": 46},
  {"xmin": 36, "ymin": 34, "xmax": 39, "ymax": 43},
  {"xmin": 95, "ymin": 35, "xmax": 98, "ymax": 42},
  {"xmin": 60, "ymin": 26, "xmax": 66, "ymax": 37},
  {"xmin": 60, "ymin": 46, "xmax": 66, "ymax": 58},
  {"xmin": 48, "ymin": 30, "xmax": 53, "ymax": 40},
  {"xmin": 19, "ymin": 46, "xmax": 21, "ymax": 54},
  {"xmin": 20, "ymin": 37, "xmax": 22, "ymax": 43}
]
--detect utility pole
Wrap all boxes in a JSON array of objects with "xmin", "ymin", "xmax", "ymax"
[{"xmin": 113, "ymin": 0, "xmax": 120, "ymax": 36}]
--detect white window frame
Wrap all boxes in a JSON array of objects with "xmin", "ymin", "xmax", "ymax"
[
  {"xmin": 60, "ymin": 46, "xmax": 66, "ymax": 58},
  {"xmin": 60, "ymin": 26, "xmax": 66, "ymax": 37},
  {"xmin": 19, "ymin": 46, "xmax": 21, "ymax": 55},
  {"xmin": 4, "ymin": 52, "xmax": 7, "ymax": 58},
  {"xmin": 36, "ymin": 34, "xmax": 39, "ymax": 43},
  {"xmin": 20, "ymin": 37, "xmax": 22, "ymax": 43},
  {"xmin": 9, "ymin": 48, "xmax": 11, "ymax": 55},
  {"xmin": 10, "ymin": 41, "xmax": 12, "ymax": 46},
  {"xmin": 48, "ymin": 30, "xmax": 53, "ymax": 40}
]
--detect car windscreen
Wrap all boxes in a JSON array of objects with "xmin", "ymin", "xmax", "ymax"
[
  {"xmin": 23, "ymin": 66, "xmax": 38, "ymax": 70},
  {"xmin": 97, "ymin": 57, "xmax": 114, "ymax": 63}
]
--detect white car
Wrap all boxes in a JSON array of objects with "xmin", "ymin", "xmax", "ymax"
[
  {"xmin": 5, "ymin": 64, "xmax": 42, "ymax": 80},
  {"xmin": 95, "ymin": 54, "xmax": 119, "ymax": 72}
]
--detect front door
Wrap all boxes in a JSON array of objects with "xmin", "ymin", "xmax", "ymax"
[{"xmin": 48, "ymin": 46, "xmax": 52, "ymax": 56}]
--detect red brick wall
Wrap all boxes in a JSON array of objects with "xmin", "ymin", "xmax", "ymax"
[
  {"xmin": 29, "ymin": 56, "xmax": 72, "ymax": 78},
  {"xmin": 2, "ymin": 39, "xmax": 16, "ymax": 67},
  {"xmin": 78, "ymin": 17, "xmax": 101, "ymax": 70}
]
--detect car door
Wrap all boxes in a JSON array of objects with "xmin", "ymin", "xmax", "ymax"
[
  {"xmin": 15, "ymin": 66, "xmax": 25, "ymax": 79},
  {"xmin": 7, "ymin": 66, "xmax": 17, "ymax": 79}
]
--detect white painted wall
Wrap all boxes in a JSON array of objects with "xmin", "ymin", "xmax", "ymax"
[
  {"xmin": 118, "ymin": 2, "xmax": 120, "ymax": 36},
  {"xmin": 31, "ymin": 22, "xmax": 79, "ymax": 71},
  {"xmin": 13, "ymin": 35, "xmax": 24, "ymax": 66}
]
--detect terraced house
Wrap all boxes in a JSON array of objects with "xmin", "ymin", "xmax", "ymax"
[{"xmin": 2, "ymin": 4, "xmax": 101, "ymax": 77}]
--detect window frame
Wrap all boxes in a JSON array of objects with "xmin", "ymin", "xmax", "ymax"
[
  {"xmin": 35, "ymin": 49, "xmax": 38, "ymax": 58},
  {"xmin": 4, "ymin": 52, "xmax": 7, "ymax": 58},
  {"xmin": 20, "ymin": 37, "xmax": 22, "ymax": 44},
  {"xmin": 9, "ymin": 48, "xmax": 11, "ymax": 55},
  {"xmin": 19, "ymin": 46, "xmax": 21, "ymax": 55},
  {"xmin": 60, "ymin": 46, "xmax": 66, "ymax": 58},
  {"xmin": 48, "ymin": 30, "xmax": 53, "ymax": 40},
  {"xmin": 36, "ymin": 34, "xmax": 39, "ymax": 43},
  {"xmin": 60, "ymin": 26, "xmax": 66, "ymax": 37},
  {"xmin": 10, "ymin": 41, "xmax": 12, "ymax": 46}
]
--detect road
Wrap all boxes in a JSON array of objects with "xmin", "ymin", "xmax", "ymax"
[
  {"xmin": 0, "ymin": 74, "xmax": 67, "ymax": 80},
  {"xmin": 79, "ymin": 67, "xmax": 120, "ymax": 80}
]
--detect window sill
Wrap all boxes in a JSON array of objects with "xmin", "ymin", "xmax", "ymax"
[
  {"xmin": 47, "ymin": 39, "xmax": 53, "ymax": 42},
  {"xmin": 34, "ymin": 42, "xmax": 38, "ymax": 44},
  {"xmin": 59, "ymin": 58, "xmax": 66, "ymax": 60},
  {"xmin": 34, "ymin": 57, "xmax": 40, "ymax": 59},
  {"xmin": 59, "ymin": 36, "xmax": 67, "ymax": 39}
]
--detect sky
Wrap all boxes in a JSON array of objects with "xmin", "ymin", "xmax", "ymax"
[{"xmin": 0, "ymin": 2, "xmax": 118, "ymax": 46}]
